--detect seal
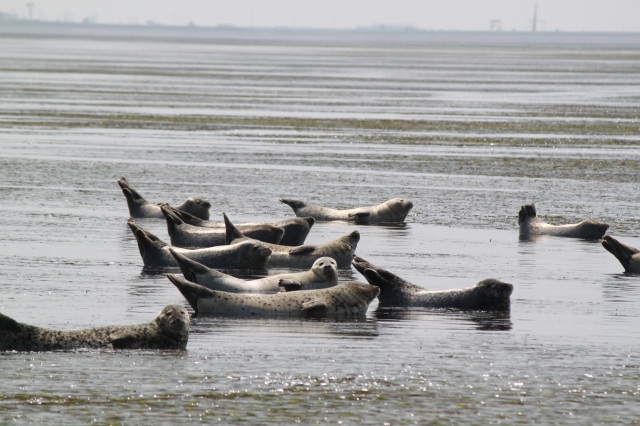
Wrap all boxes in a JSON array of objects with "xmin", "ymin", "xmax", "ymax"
[
  {"xmin": 352, "ymin": 256, "xmax": 513, "ymax": 310},
  {"xmin": 166, "ymin": 206, "xmax": 314, "ymax": 246},
  {"xmin": 117, "ymin": 176, "xmax": 211, "ymax": 220},
  {"xmin": 518, "ymin": 204, "xmax": 609, "ymax": 240},
  {"xmin": 601, "ymin": 236, "xmax": 640, "ymax": 273},
  {"xmin": 224, "ymin": 213, "xmax": 359, "ymax": 269},
  {"xmin": 170, "ymin": 248, "xmax": 339, "ymax": 293},
  {"xmin": 167, "ymin": 274, "xmax": 379, "ymax": 318},
  {"xmin": 162, "ymin": 206, "xmax": 284, "ymax": 248},
  {"xmin": 0, "ymin": 305, "xmax": 189, "ymax": 351},
  {"xmin": 279, "ymin": 197, "xmax": 413, "ymax": 223},
  {"xmin": 128, "ymin": 219, "xmax": 271, "ymax": 270}
]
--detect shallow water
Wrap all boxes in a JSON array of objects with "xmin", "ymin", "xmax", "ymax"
[{"xmin": 1, "ymin": 23, "xmax": 640, "ymax": 424}]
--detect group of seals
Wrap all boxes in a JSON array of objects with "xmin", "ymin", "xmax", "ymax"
[{"xmin": 0, "ymin": 305, "xmax": 190, "ymax": 351}]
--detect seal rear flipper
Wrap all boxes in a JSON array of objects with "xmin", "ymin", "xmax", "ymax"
[
  {"xmin": 161, "ymin": 205, "xmax": 184, "ymax": 237},
  {"xmin": 602, "ymin": 236, "xmax": 635, "ymax": 270},
  {"xmin": 0, "ymin": 312, "xmax": 21, "ymax": 332},
  {"xmin": 301, "ymin": 300, "xmax": 328, "ymax": 317},
  {"xmin": 117, "ymin": 177, "xmax": 145, "ymax": 202},
  {"xmin": 166, "ymin": 274, "xmax": 216, "ymax": 314},
  {"xmin": 278, "ymin": 279, "xmax": 302, "ymax": 292},
  {"xmin": 289, "ymin": 245, "xmax": 316, "ymax": 255},
  {"xmin": 223, "ymin": 213, "xmax": 248, "ymax": 245},
  {"xmin": 518, "ymin": 204, "xmax": 537, "ymax": 225},
  {"xmin": 169, "ymin": 248, "xmax": 212, "ymax": 283},
  {"xmin": 280, "ymin": 198, "xmax": 305, "ymax": 212}
]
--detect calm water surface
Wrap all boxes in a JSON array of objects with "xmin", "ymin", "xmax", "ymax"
[{"xmin": 1, "ymin": 23, "xmax": 640, "ymax": 424}]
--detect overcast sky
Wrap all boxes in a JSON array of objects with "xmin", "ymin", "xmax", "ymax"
[{"xmin": 2, "ymin": 0, "xmax": 639, "ymax": 32}]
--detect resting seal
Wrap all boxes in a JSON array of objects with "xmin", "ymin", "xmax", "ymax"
[
  {"xmin": 170, "ymin": 248, "xmax": 338, "ymax": 293},
  {"xmin": 352, "ymin": 256, "xmax": 513, "ymax": 311},
  {"xmin": 167, "ymin": 274, "xmax": 379, "ymax": 318},
  {"xmin": 162, "ymin": 206, "xmax": 284, "ymax": 248},
  {"xmin": 280, "ymin": 197, "xmax": 413, "ymax": 223},
  {"xmin": 165, "ymin": 206, "xmax": 314, "ymax": 246},
  {"xmin": 118, "ymin": 177, "xmax": 211, "ymax": 220},
  {"xmin": 518, "ymin": 204, "xmax": 609, "ymax": 239},
  {"xmin": 224, "ymin": 213, "xmax": 359, "ymax": 269},
  {"xmin": 602, "ymin": 236, "xmax": 640, "ymax": 273},
  {"xmin": 128, "ymin": 219, "xmax": 271, "ymax": 270},
  {"xmin": 0, "ymin": 305, "xmax": 189, "ymax": 351}
]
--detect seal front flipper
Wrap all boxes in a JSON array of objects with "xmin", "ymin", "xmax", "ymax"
[
  {"xmin": 109, "ymin": 331, "xmax": 138, "ymax": 349},
  {"xmin": 348, "ymin": 211, "xmax": 371, "ymax": 221},
  {"xmin": 288, "ymin": 245, "xmax": 315, "ymax": 255},
  {"xmin": 278, "ymin": 278, "xmax": 302, "ymax": 292},
  {"xmin": 301, "ymin": 300, "xmax": 328, "ymax": 317}
]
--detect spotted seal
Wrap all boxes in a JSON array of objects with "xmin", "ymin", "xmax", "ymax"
[
  {"xmin": 518, "ymin": 204, "xmax": 609, "ymax": 240},
  {"xmin": 162, "ymin": 206, "xmax": 284, "ymax": 248},
  {"xmin": 170, "ymin": 248, "xmax": 338, "ymax": 293},
  {"xmin": 0, "ymin": 305, "xmax": 189, "ymax": 351},
  {"xmin": 224, "ymin": 213, "xmax": 359, "ymax": 269},
  {"xmin": 167, "ymin": 274, "xmax": 379, "ymax": 318},
  {"xmin": 352, "ymin": 256, "xmax": 513, "ymax": 310},
  {"xmin": 128, "ymin": 219, "xmax": 271, "ymax": 270},
  {"xmin": 601, "ymin": 236, "xmax": 640, "ymax": 273},
  {"xmin": 117, "ymin": 177, "xmax": 211, "ymax": 220},
  {"xmin": 279, "ymin": 197, "xmax": 413, "ymax": 223},
  {"xmin": 166, "ymin": 206, "xmax": 314, "ymax": 246}
]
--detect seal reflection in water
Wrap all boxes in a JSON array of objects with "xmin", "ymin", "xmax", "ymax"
[
  {"xmin": 167, "ymin": 274, "xmax": 379, "ymax": 318},
  {"xmin": 117, "ymin": 176, "xmax": 211, "ymax": 220},
  {"xmin": 0, "ymin": 305, "xmax": 190, "ymax": 352},
  {"xmin": 518, "ymin": 204, "xmax": 609, "ymax": 240},
  {"xmin": 352, "ymin": 256, "xmax": 512, "ymax": 311},
  {"xmin": 170, "ymin": 248, "xmax": 339, "ymax": 293},
  {"xmin": 602, "ymin": 236, "xmax": 640, "ymax": 273},
  {"xmin": 280, "ymin": 197, "xmax": 413, "ymax": 224}
]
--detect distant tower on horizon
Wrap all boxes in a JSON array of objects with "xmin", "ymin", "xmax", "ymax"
[
  {"xmin": 531, "ymin": 1, "xmax": 538, "ymax": 32},
  {"xmin": 26, "ymin": 2, "xmax": 34, "ymax": 20}
]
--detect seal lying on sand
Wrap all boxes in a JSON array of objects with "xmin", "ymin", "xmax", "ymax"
[
  {"xmin": 162, "ymin": 206, "xmax": 284, "ymax": 248},
  {"xmin": 167, "ymin": 274, "xmax": 379, "ymax": 318},
  {"xmin": 601, "ymin": 236, "xmax": 640, "ymax": 273},
  {"xmin": 518, "ymin": 204, "xmax": 609, "ymax": 239},
  {"xmin": 0, "ymin": 305, "xmax": 189, "ymax": 351},
  {"xmin": 224, "ymin": 213, "xmax": 359, "ymax": 269},
  {"xmin": 118, "ymin": 177, "xmax": 211, "ymax": 220},
  {"xmin": 352, "ymin": 256, "xmax": 513, "ymax": 311},
  {"xmin": 165, "ymin": 206, "xmax": 314, "ymax": 246},
  {"xmin": 279, "ymin": 197, "xmax": 413, "ymax": 223},
  {"xmin": 128, "ymin": 219, "xmax": 271, "ymax": 270},
  {"xmin": 170, "ymin": 248, "xmax": 338, "ymax": 293}
]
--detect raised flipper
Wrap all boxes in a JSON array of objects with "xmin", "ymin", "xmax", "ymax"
[
  {"xmin": 288, "ymin": 245, "xmax": 316, "ymax": 255},
  {"xmin": 224, "ymin": 213, "xmax": 247, "ymax": 245},
  {"xmin": 166, "ymin": 274, "xmax": 216, "ymax": 314},
  {"xmin": 602, "ymin": 236, "xmax": 639, "ymax": 271},
  {"xmin": 278, "ymin": 279, "xmax": 302, "ymax": 292},
  {"xmin": 518, "ymin": 204, "xmax": 537, "ymax": 225}
]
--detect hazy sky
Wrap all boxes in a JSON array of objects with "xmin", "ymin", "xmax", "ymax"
[{"xmin": 2, "ymin": 0, "xmax": 639, "ymax": 32}]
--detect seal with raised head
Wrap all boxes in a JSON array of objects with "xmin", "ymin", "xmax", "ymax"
[
  {"xmin": 279, "ymin": 197, "xmax": 413, "ymax": 223},
  {"xmin": 162, "ymin": 206, "xmax": 284, "ymax": 248},
  {"xmin": 128, "ymin": 219, "xmax": 271, "ymax": 270},
  {"xmin": 602, "ymin": 236, "xmax": 640, "ymax": 273},
  {"xmin": 0, "ymin": 305, "xmax": 190, "ymax": 351},
  {"xmin": 352, "ymin": 256, "xmax": 513, "ymax": 311},
  {"xmin": 118, "ymin": 176, "xmax": 211, "ymax": 220},
  {"xmin": 166, "ymin": 206, "xmax": 314, "ymax": 246},
  {"xmin": 170, "ymin": 248, "xmax": 338, "ymax": 293},
  {"xmin": 518, "ymin": 204, "xmax": 609, "ymax": 240},
  {"xmin": 167, "ymin": 274, "xmax": 379, "ymax": 318},
  {"xmin": 224, "ymin": 213, "xmax": 359, "ymax": 269}
]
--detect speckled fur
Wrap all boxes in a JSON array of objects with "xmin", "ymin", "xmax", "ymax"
[
  {"xmin": 353, "ymin": 256, "xmax": 513, "ymax": 311},
  {"xmin": 280, "ymin": 197, "xmax": 413, "ymax": 223},
  {"xmin": 167, "ymin": 274, "xmax": 378, "ymax": 318},
  {"xmin": 0, "ymin": 305, "xmax": 190, "ymax": 352}
]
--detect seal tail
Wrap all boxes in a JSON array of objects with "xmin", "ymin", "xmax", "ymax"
[
  {"xmin": 518, "ymin": 204, "xmax": 537, "ymax": 225},
  {"xmin": 280, "ymin": 198, "xmax": 305, "ymax": 212},
  {"xmin": 169, "ymin": 248, "xmax": 211, "ymax": 283},
  {"xmin": 602, "ymin": 236, "xmax": 636, "ymax": 271},
  {"xmin": 166, "ymin": 274, "xmax": 216, "ymax": 315},
  {"xmin": 223, "ymin": 213, "xmax": 247, "ymax": 245}
]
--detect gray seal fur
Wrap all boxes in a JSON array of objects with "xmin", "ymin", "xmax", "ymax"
[
  {"xmin": 602, "ymin": 236, "xmax": 640, "ymax": 273},
  {"xmin": 118, "ymin": 177, "xmax": 211, "ymax": 220},
  {"xmin": 170, "ymin": 248, "xmax": 338, "ymax": 293},
  {"xmin": 164, "ymin": 206, "xmax": 314, "ymax": 246},
  {"xmin": 0, "ymin": 305, "xmax": 189, "ymax": 351},
  {"xmin": 128, "ymin": 219, "xmax": 271, "ymax": 270},
  {"xmin": 280, "ymin": 197, "xmax": 413, "ymax": 223},
  {"xmin": 518, "ymin": 204, "xmax": 609, "ymax": 240},
  {"xmin": 162, "ymin": 206, "xmax": 284, "ymax": 248},
  {"xmin": 167, "ymin": 274, "xmax": 379, "ymax": 318},
  {"xmin": 224, "ymin": 213, "xmax": 359, "ymax": 269},
  {"xmin": 353, "ymin": 256, "xmax": 513, "ymax": 311}
]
